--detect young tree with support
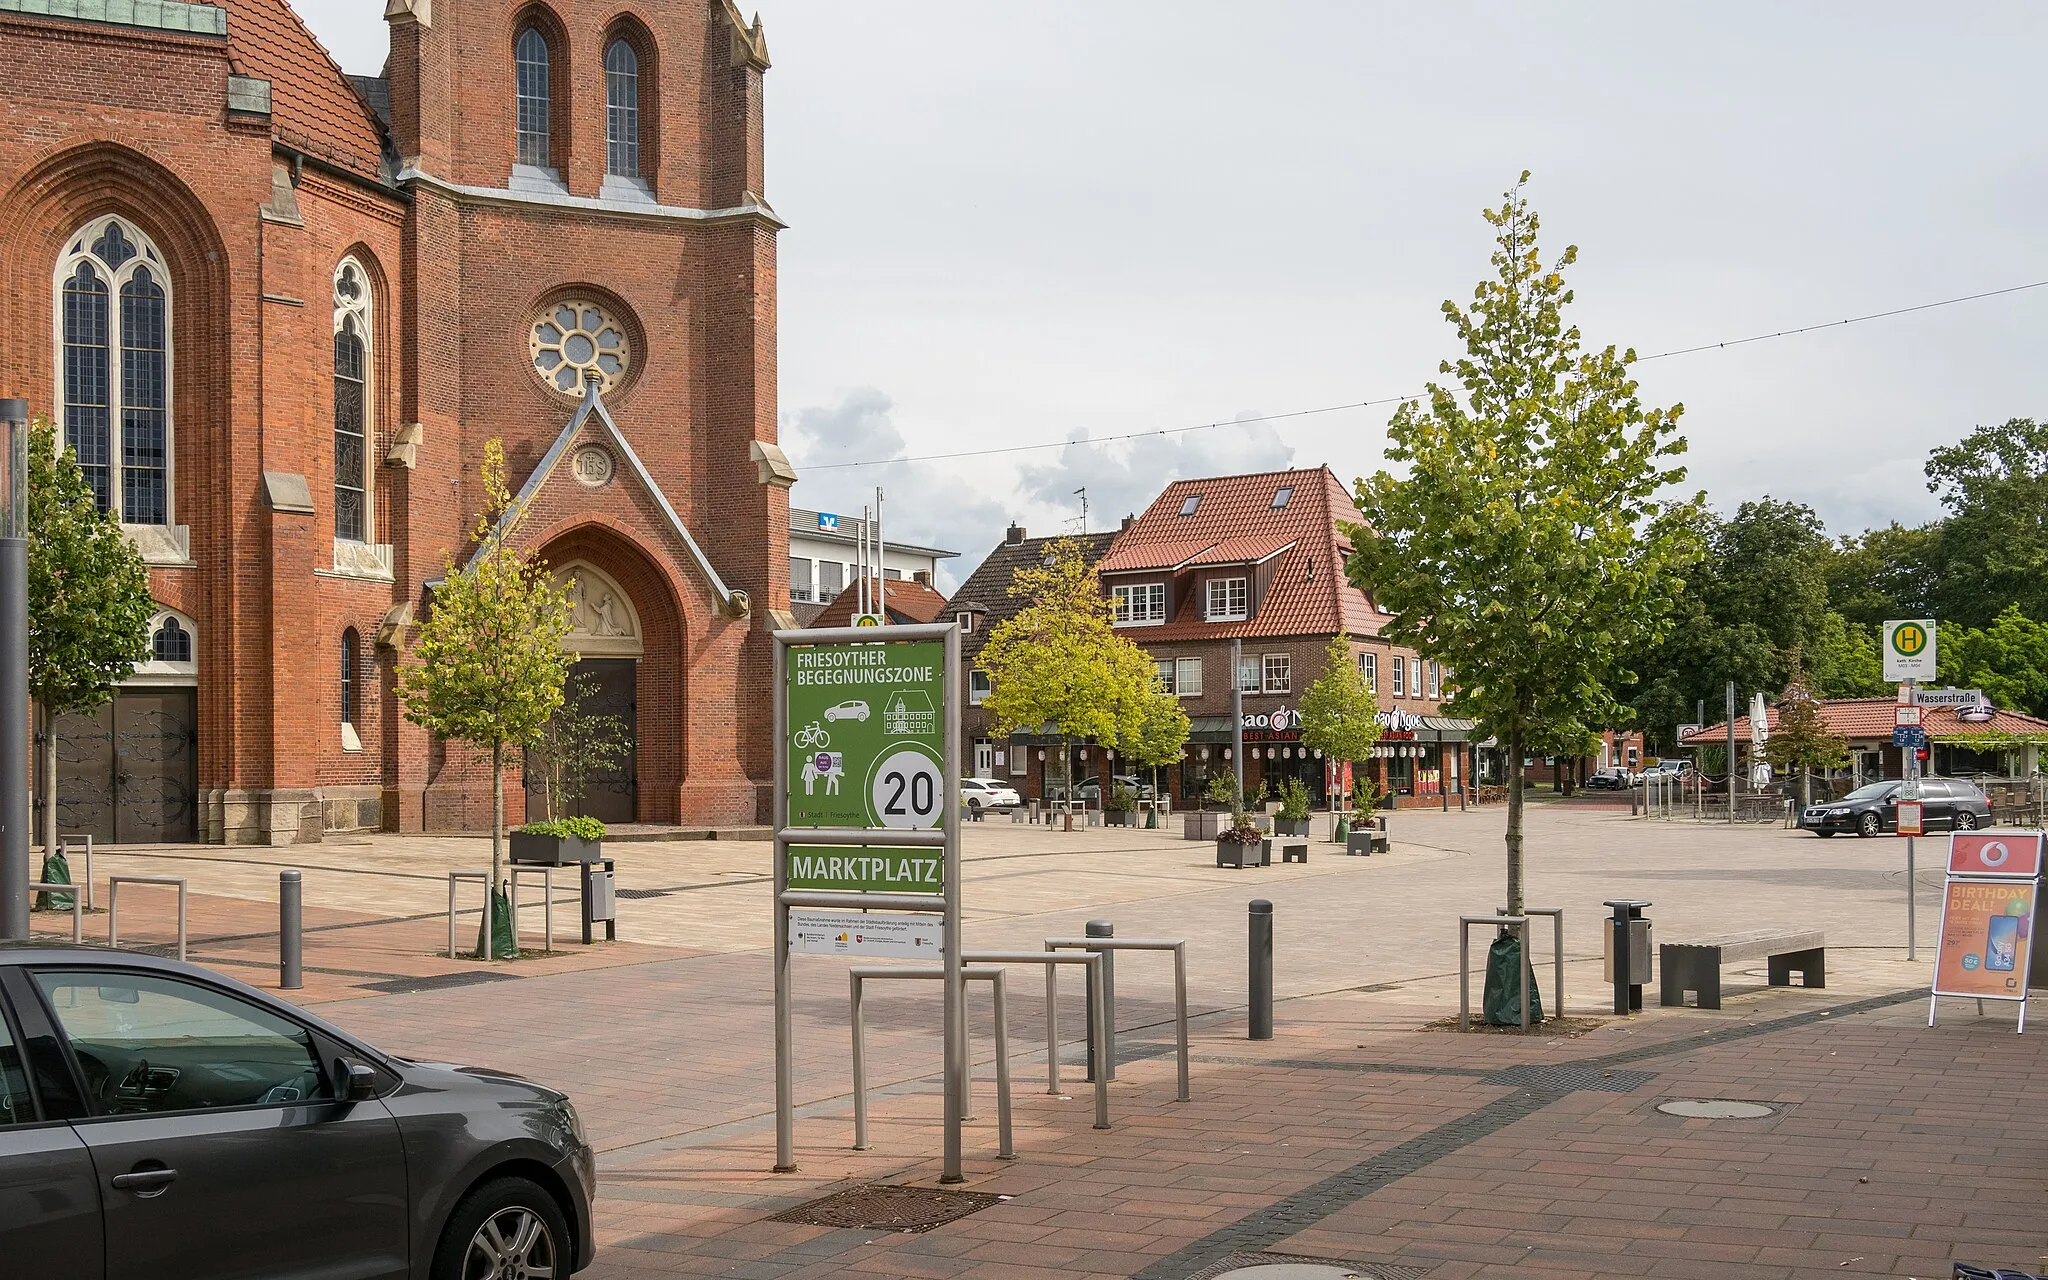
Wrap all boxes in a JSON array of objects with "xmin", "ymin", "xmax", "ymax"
[
  {"xmin": 977, "ymin": 537, "xmax": 1160, "ymax": 807},
  {"xmin": 1298, "ymin": 634, "xmax": 1383, "ymax": 822},
  {"xmin": 400, "ymin": 440, "xmax": 574, "ymax": 958},
  {"xmin": 27, "ymin": 419, "xmax": 155, "ymax": 874},
  {"xmin": 1763, "ymin": 670, "xmax": 1848, "ymax": 811},
  {"xmin": 1121, "ymin": 683, "xmax": 1192, "ymax": 823},
  {"xmin": 1343, "ymin": 176, "xmax": 1704, "ymax": 923}
]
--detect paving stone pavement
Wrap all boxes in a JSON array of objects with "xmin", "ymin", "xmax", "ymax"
[{"xmin": 28, "ymin": 801, "xmax": 2046, "ymax": 1276}]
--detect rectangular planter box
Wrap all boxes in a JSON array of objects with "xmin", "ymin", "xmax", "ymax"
[
  {"xmin": 1184, "ymin": 811, "xmax": 1225, "ymax": 841},
  {"xmin": 1273, "ymin": 817, "xmax": 1311, "ymax": 837},
  {"xmin": 510, "ymin": 832, "xmax": 604, "ymax": 865},
  {"xmin": 1215, "ymin": 837, "xmax": 1272, "ymax": 869},
  {"xmin": 1105, "ymin": 810, "xmax": 1134, "ymax": 827}
]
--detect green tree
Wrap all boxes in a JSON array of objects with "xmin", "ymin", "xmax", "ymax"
[
  {"xmin": 1762, "ymin": 672, "xmax": 1847, "ymax": 809},
  {"xmin": 978, "ymin": 537, "xmax": 1159, "ymax": 799},
  {"xmin": 1938, "ymin": 605, "xmax": 2048, "ymax": 718},
  {"xmin": 1923, "ymin": 417, "xmax": 2048, "ymax": 627},
  {"xmin": 1344, "ymin": 177, "xmax": 1703, "ymax": 915},
  {"xmin": 1298, "ymin": 635, "xmax": 1382, "ymax": 798},
  {"xmin": 400, "ymin": 440, "xmax": 574, "ymax": 957},
  {"xmin": 1120, "ymin": 682, "xmax": 1192, "ymax": 805},
  {"xmin": 28, "ymin": 419, "xmax": 155, "ymax": 859},
  {"xmin": 1824, "ymin": 522, "xmax": 1940, "ymax": 631}
]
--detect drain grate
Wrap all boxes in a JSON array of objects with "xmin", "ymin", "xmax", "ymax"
[
  {"xmin": 1484, "ymin": 1063, "xmax": 1656, "ymax": 1093},
  {"xmin": 1182, "ymin": 1254, "xmax": 1428, "ymax": 1280},
  {"xmin": 613, "ymin": 888, "xmax": 671, "ymax": 900},
  {"xmin": 360, "ymin": 970, "xmax": 521, "ymax": 994},
  {"xmin": 767, "ymin": 1184, "xmax": 1000, "ymax": 1234}
]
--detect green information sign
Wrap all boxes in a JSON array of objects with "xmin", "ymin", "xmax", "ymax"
[
  {"xmin": 786, "ymin": 846, "xmax": 942, "ymax": 894},
  {"xmin": 786, "ymin": 639, "xmax": 947, "ymax": 829}
]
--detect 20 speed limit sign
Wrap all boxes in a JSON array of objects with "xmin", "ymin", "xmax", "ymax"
[{"xmin": 868, "ymin": 745, "xmax": 945, "ymax": 829}]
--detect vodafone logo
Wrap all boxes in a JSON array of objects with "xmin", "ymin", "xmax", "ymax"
[{"xmin": 1980, "ymin": 840, "xmax": 2011, "ymax": 868}]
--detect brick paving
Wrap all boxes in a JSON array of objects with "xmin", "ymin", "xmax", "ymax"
[{"xmin": 29, "ymin": 802, "xmax": 2048, "ymax": 1276}]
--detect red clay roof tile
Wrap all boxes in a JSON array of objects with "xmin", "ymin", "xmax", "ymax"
[
  {"xmin": 229, "ymin": 0, "xmax": 387, "ymax": 183},
  {"xmin": 1684, "ymin": 698, "xmax": 2048, "ymax": 743}
]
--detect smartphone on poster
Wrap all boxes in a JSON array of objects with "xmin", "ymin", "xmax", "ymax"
[{"xmin": 1986, "ymin": 915, "xmax": 2020, "ymax": 972}]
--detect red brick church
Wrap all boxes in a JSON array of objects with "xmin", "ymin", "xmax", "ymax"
[{"xmin": 0, "ymin": 0, "xmax": 792, "ymax": 841}]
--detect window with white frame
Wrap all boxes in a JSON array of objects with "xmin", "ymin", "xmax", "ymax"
[
  {"xmin": 603, "ymin": 39, "xmax": 640, "ymax": 178},
  {"xmin": 789, "ymin": 557, "xmax": 813, "ymax": 602},
  {"xmin": 817, "ymin": 559, "xmax": 844, "ymax": 598},
  {"xmin": 969, "ymin": 669, "xmax": 992, "ymax": 705},
  {"xmin": 1359, "ymin": 652, "xmax": 1377, "ymax": 691},
  {"xmin": 1237, "ymin": 656, "xmax": 1261, "ymax": 693},
  {"xmin": 333, "ymin": 258, "xmax": 372, "ymax": 543},
  {"xmin": 956, "ymin": 611, "xmax": 975, "ymax": 633},
  {"xmin": 1176, "ymin": 657, "xmax": 1203, "ymax": 697},
  {"xmin": 57, "ymin": 216, "xmax": 171, "ymax": 524},
  {"xmin": 1429, "ymin": 661, "xmax": 1441, "ymax": 699},
  {"xmin": 1391, "ymin": 655, "xmax": 1405, "ymax": 697},
  {"xmin": 514, "ymin": 26, "xmax": 552, "ymax": 168},
  {"xmin": 1154, "ymin": 658, "xmax": 1176, "ymax": 694},
  {"xmin": 1206, "ymin": 576, "xmax": 1248, "ymax": 621},
  {"xmin": 1113, "ymin": 582, "xmax": 1166, "ymax": 625},
  {"xmin": 1263, "ymin": 653, "xmax": 1290, "ymax": 693}
]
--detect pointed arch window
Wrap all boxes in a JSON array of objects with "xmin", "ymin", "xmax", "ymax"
[
  {"xmin": 340, "ymin": 628, "xmax": 359, "ymax": 726},
  {"xmin": 604, "ymin": 39, "xmax": 639, "ymax": 178},
  {"xmin": 333, "ymin": 258, "xmax": 372, "ymax": 543},
  {"xmin": 56, "ymin": 216, "xmax": 171, "ymax": 525},
  {"xmin": 515, "ymin": 27, "xmax": 552, "ymax": 168},
  {"xmin": 152, "ymin": 616, "xmax": 191, "ymax": 664}
]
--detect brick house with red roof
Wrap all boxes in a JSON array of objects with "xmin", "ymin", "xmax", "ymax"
[
  {"xmin": 1, "ymin": 0, "xmax": 788, "ymax": 841},
  {"xmin": 1684, "ymin": 696, "xmax": 2048, "ymax": 783},
  {"xmin": 1088, "ymin": 466, "xmax": 1473, "ymax": 808}
]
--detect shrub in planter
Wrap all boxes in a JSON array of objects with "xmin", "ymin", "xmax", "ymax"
[
  {"xmin": 1105, "ymin": 782, "xmax": 1138, "ymax": 826},
  {"xmin": 1204, "ymin": 772, "xmax": 1240, "ymax": 812},
  {"xmin": 511, "ymin": 815, "xmax": 608, "ymax": 865},
  {"xmin": 1274, "ymin": 778, "xmax": 1312, "ymax": 835},
  {"xmin": 1215, "ymin": 810, "xmax": 1271, "ymax": 866}
]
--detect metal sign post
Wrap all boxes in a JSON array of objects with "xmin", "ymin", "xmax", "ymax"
[{"xmin": 772, "ymin": 622, "xmax": 964, "ymax": 1181}]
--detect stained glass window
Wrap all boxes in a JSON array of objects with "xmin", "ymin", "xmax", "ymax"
[
  {"xmin": 57, "ymin": 217, "xmax": 169, "ymax": 524},
  {"xmin": 333, "ymin": 259, "xmax": 372, "ymax": 543},
  {"xmin": 604, "ymin": 40, "xmax": 639, "ymax": 178}
]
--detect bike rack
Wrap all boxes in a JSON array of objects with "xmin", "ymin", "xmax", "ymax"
[
  {"xmin": 960, "ymin": 949, "xmax": 1110, "ymax": 1129},
  {"xmin": 447, "ymin": 868, "xmax": 557, "ymax": 956},
  {"xmin": 1043, "ymin": 936, "xmax": 1191, "ymax": 1102},
  {"xmin": 108, "ymin": 875, "xmax": 188, "ymax": 961},
  {"xmin": 849, "ymin": 964, "xmax": 1013, "ymax": 1159},
  {"xmin": 30, "ymin": 882, "xmax": 82, "ymax": 943},
  {"xmin": 59, "ymin": 833, "xmax": 94, "ymax": 910}
]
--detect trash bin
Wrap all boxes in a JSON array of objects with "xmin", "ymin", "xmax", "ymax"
[
  {"xmin": 580, "ymin": 860, "xmax": 617, "ymax": 944},
  {"xmin": 1603, "ymin": 899, "xmax": 1653, "ymax": 1013}
]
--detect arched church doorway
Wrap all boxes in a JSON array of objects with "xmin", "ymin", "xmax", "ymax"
[{"xmin": 529, "ymin": 562, "xmax": 644, "ymax": 823}]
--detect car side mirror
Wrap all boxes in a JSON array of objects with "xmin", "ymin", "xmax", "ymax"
[{"xmin": 337, "ymin": 1057, "xmax": 379, "ymax": 1102}]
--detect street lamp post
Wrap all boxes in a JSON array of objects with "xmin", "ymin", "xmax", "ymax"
[{"xmin": 0, "ymin": 399, "xmax": 28, "ymax": 941}]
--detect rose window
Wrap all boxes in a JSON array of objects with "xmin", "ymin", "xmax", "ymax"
[{"xmin": 531, "ymin": 302, "xmax": 630, "ymax": 395}]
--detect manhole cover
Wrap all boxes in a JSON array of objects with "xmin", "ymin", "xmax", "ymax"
[
  {"xmin": 1657, "ymin": 1099, "xmax": 1777, "ymax": 1119},
  {"xmin": 1185, "ymin": 1255, "xmax": 1427, "ymax": 1280},
  {"xmin": 766, "ymin": 1184, "xmax": 1000, "ymax": 1233}
]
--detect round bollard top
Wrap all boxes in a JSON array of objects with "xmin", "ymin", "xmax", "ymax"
[
  {"xmin": 280, "ymin": 869, "xmax": 302, "ymax": 882},
  {"xmin": 1086, "ymin": 919, "xmax": 1114, "ymax": 936},
  {"xmin": 1249, "ymin": 899, "xmax": 1272, "ymax": 913}
]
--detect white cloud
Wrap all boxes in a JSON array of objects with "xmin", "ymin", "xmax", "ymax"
[{"xmin": 1016, "ymin": 414, "xmax": 1298, "ymax": 527}]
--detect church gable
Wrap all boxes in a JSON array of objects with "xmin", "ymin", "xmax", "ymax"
[{"xmin": 226, "ymin": 0, "xmax": 389, "ymax": 182}]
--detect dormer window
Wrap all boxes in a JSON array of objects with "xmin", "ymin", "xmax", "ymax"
[
  {"xmin": 1179, "ymin": 494, "xmax": 1201, "ymax": 517},
  {"xmin": 1271, "ymin": 486, "xmax": 1293, "ymax": 509},
  {"xmin": 1112, "ymin": 583, "xmax": 1165, "ymax": 625},
  {"xmin": 1205, "ymin": 576, "xmax": 1248, "ymax": 622},
  {"xmin": 957, "ymin": 611, "xmax": 975, "ymax": 633}
]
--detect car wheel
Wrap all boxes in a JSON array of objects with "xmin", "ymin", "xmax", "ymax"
[
  {"xmin": 1857, "ymin": 812, "xmax": 1882, "ymax": 838},
  {"xmin": 968, "ymin": 798, "xmax": 982, "ymax": 811},
  {"xmin": 1955, "ymin": 810, "xmax": 1979, "ymax": 831},
  {"xmin": 432, "ymin": 1177, "xmax": 570, "ymax": 1280}
]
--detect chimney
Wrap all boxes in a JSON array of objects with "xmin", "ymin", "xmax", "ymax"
[
  {"xmin": 1120, "ymin": 513, "xmax": 1134, "ymax": 531},
  {"xmin": 912, "ymin": 570, "xmax": 932, "ymax": 587},
  {"xmin": 1005, "ymin": 524, "xmax": 1026, "ymax": 545}
]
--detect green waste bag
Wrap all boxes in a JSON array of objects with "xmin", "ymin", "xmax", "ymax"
[
  {"xmin": 474, "ymin": 884, "xmax": 519, "ymax": 960},
  {"xmin": 1482, "ymin": 931, "xmax": 1544, "ymax": 1027},
  {"xmin": 35, "ymin": 850, "xmax": 74, "ymax": 911}
]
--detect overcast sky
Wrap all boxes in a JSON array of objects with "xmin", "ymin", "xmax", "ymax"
[{"xmin": 302, "ymin": 2, "xmax": 2048, "ymax": 588}]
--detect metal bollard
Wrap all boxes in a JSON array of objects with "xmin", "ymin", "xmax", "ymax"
[
  {"xmin": 1248, "ymin": 899, "xmax": 1273, "ymax": 1040},
  {"xmin": 280, "ymin": 870, "xmax": 303, "ymax": 989},
  {"xmin": 1085, "ymin": 919, "xmax": 1115, "ymax": 1082}
]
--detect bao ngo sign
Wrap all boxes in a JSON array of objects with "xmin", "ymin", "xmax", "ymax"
[{"xmin": 785, "ymin": 639, "xmax": 946, "ymax": 830}]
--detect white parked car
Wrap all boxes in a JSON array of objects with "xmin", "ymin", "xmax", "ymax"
[{"xmin": 960, "ymin": 777, "xmax": 1022, "ymax": 812}]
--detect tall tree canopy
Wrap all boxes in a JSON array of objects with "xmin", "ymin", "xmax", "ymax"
[
  {"xmin": 1921, "ymin": 417, "xmax": 2048, "ymax": 628},
  {"xmin": 1344, "ymin": 177, "xmax": 1703, "ymax": 914}
]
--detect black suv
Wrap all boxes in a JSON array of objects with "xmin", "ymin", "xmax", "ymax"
[
  {"xmin": 1800, "ymin": 777, "xmax": 1992, "ymax": 837},
  {"xmin": 0, "ymin": 944, "xmax": 594, "ymax": 1279}
]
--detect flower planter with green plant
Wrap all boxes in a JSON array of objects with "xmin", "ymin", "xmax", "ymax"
[
  {"xmin": 510, "ymin": 815, "xmax": 608, "ymax": 865},
  {"xmin": 1215, "ymin": 809, "xmax": 1271, "ymax": 868},
  {"xmin": 1274, "ymin": 777, "xmax": 1313, "ymax": 836},
  {"xmin": 1105, "ymin": 782, "xmax": 1138, "ymax": 827}
]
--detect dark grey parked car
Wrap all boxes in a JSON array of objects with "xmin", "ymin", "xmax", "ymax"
[
  {"xmin": 1800, "ymin": 777, "xmax": 1993, "ymax": 837},
  {"xmin": 0, "ymin": 943, "xmax": 594, "ymax": 1279}
]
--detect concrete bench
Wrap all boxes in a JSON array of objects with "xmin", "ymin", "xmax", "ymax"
[
  {"xmin": 1278, "ymin": 840, "xmax": 1309, "ymax": 864},
  {"xmin": 1345, "ymin": 830, "xmax": 1388, "ymax": 856},
  {"xmin": 1659, "ymin": 929, "xmax": 1824, "ymax": 1010}
]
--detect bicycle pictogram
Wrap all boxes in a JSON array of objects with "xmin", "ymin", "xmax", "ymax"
[{"xmin": 793, "ymin": 722, "xmax": 830, "ymax": 751}]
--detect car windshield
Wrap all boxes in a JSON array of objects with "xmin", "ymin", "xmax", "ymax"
[{"xmin": 1842, "ymin": 782, "xmax": 1898, "ymax": 803}]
